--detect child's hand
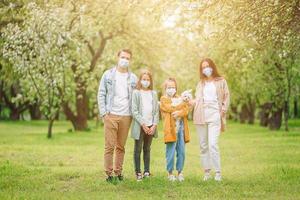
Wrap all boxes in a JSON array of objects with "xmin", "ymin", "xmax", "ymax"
[
  {"xmin": 142, "ymin": 124, "xmax": 150, "ymax": 134},
  {"xmin": 149, "ymin": 125, "xmax": 157, "ymax": 135},
  {"xmin": 172, "ymin": 111, "xmax": 181, "ymax": 118}
]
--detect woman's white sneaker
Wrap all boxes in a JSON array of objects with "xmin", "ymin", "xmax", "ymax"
[
  {"xmin": 214, "ymin": 172, "xmax": 222, "ymax": 181},
  {"xmin": 203, "ymin": 172, "xmax": 211, "ymax": 181}
]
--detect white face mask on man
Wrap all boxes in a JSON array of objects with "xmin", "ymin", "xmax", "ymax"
[
  {"xmin": 118, "ymin": 58, "xmax": 130, "ymax": 68},
  {"xmin": 202, "ymin": 67, "xmax": 213, "ymax": 77},
  {"xmin": 166, "ymin": 88, "xmax": 176, "ymax": 97}
]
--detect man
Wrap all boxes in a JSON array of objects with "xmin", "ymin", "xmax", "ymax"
[{"xmin": 98, "ymin": 49, "xmax": 137, "ymax": 182}]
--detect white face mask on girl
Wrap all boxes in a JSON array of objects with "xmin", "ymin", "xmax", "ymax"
[
  {"xmin": 203, "ymin": 67, "xmax": 213, "ymax": 77},
  {"xmin": 166, "ymin": 88, "xmax": 176, "ymax": 97},
  {"xmin": 141, "ymin": 80, "xmax": 150, "ymax": 89}
]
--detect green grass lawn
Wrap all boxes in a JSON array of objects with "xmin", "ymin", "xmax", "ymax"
[{"xmin": 0, "ymin": 119, "xmax": 299, "ymax": 200}]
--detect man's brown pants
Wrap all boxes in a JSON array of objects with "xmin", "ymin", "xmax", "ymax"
[{"xmin": 103, "ymin": 114, "xmax": 132, "ymax": 176}]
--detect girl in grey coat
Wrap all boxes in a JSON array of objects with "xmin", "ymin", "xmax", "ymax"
[{"xmin": 131, "ymin": 69, "xmax": 159, "ymax": 181}]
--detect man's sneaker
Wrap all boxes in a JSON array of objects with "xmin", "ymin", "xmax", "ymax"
[
  {"xmin": 214, "ymin": 172, "xmax": 222, "ymax": 182},
  {"xmin": 143, "ymin": 172, "xmax": 150, "ymax": 178},
  {"xmin": 203, "ymin": 172, "xmax": 211, "ymax": 181},
  {"xmin": 106, "ymin": 175, "xmax": 114, "ymax": 182},
  {"xmin": 168, "ymin": 174, "xmax": 176, "ymax": 182},
  {"xmin": 116, "ymin": 174, "xmax": 124, "ymax": 181},
  {"xmin": 177, "ymin": 173, "xmax": 184, "ymax": 182},
  {"xmin": 136, "ymin": 173, "xmax": 143, "ymax": 181}
]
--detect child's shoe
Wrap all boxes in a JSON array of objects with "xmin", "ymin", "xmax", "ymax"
[
  {"xmin": 168, "ymin": 174, "xmax": 176, "ymax": 182},
  {"xmin": 177, "ymin": 173, "xmax": 184, "ymax": 182}
]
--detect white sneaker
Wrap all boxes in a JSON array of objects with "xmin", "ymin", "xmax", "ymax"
[
  {"xmin": 136, "ymin": 173, "xmax": 143, "ymax": 182},
  {"xmin": 177, "ymin": 173, "xmax": 184, "ymax": 182},
  {"xmin": 143, "ymin": 172, "xmax": 150, "ymax": 178},
  {"xmin": 214, "ymin": 172, "xmax": 222, "ymax": 181},
  {"xmin": 168, "ymin": 174, "xmax": 176, "ymax": 182},
  {"xmin": 203, "ymin": 172, "xmax": 211, "ymax": 181}
]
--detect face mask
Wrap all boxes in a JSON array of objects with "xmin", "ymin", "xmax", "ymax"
[
  {"xmin": 203, "ymin": 67, "xmax": 213, "ymax": 77},
  {"xmin": 118, "ymin": 58, "xmax": 129, "ymax": 68},
  {"xmin": 141, "ymin": 80, "xmax": 150, "ymax": 89},
  {"xmin": 166, "ymin": 88, "xmax": 176, "ymax": 97}
]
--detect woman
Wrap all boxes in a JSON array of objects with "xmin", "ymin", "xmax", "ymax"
[
  {"xmin": 131, "ymin": 69, "xmax": 159, "ymax": 181},
  {"xmin": 190, "ymin": 58, "xmax": 230, "ymax": 181},
  {"xmin": 160, "ymin": 78, "xmax": 190, "ymax": 182}
]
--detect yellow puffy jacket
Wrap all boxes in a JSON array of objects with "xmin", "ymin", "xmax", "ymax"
[{"xmin": 160, "ymin": 95, "xmax": 190, "ymax": 144}]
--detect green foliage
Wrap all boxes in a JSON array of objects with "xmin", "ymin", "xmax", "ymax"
[
  {"xmin": 2, "ymin": 3, "xmax": 73, "ymax": 121},
  {"xmin": 1, "ymin": 0, "xmax": 300, "ymax": 129}
]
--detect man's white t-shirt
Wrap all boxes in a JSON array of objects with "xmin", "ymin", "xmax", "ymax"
[
  {"xmin": 140, "ymin": 90, "xmax": 153, "ymax": 126},
  {"xmin": 110, "ymin": 70, "xmax": 131, "ymax": 116}
]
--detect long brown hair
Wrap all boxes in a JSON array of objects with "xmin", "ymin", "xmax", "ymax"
[
  {"xmin": 199, "ymin": 58, "xmax": 221, "ymax": 80},
  {"xmin": 136, "ymin": 69, "xmax": 153, "ymax": 90}
]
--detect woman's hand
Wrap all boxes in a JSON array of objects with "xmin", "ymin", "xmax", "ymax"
[
  {"xmin": 221, "ymin": 109, "xmax": 226, "ymax": 118},
  {"xmin": 188, "ymin": 99, "xmax": 196, "ymax": 107}
]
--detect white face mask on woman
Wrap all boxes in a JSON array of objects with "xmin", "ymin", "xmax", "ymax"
[
  {"xmin": 166, "ymin": 88, "xmax": 176, "ymax": 97},
  {"xmin": 203, "ymin": 67, "xmax": 213, "ymax": 77},
  {"xmin": 141, "ymin": 80, "xmax": 150, "ymax": 89}
]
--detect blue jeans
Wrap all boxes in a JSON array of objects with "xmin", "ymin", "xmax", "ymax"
[{"xmin": 166, "ymin": 120, "xmax": 185, "ymax": 173}]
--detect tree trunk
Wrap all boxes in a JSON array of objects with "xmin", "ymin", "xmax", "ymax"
[
  {"xmin": 10, "ymin": 108, "xmax": 20, "ymax": 120},
  {"xmin": 29, "ymin": 103, "xmax": 42, "ymax": 120},
  {"xmin": 2, "ymin": 84, "xmax": 29, "ymax": 121},
  {"xmin": 269, "ymin": 107, "xmax": 283, "ymax": 130},
  {"xmin": 229, "ymin": 105, "xmax": 239, "ymax": 121},
  {"xmin": 259, "ymin": 102, "xmax": 272, "ymax": 127},
  {"xmin": 239, "ymin": 100, "xmax": 256, "ymax": 124},
  {"xmin": 0, "ymin": 104, "xmax": 2, "ymax": 119},
  {"xmin": 283, "ymin": 100, "xmax": 289, "ymax": 131},
  {"xmin": 294, "ymin": 98, "xmax": 298, "ymax": 118},
  {"xmin": 63, "ymin": 87, "xmax": 88, "ymax": 131},
  {"xmin": 47, "ymin": 118, "xmax": 55, "ymax": 139},
  {"xmin": 74, "ymin": 87, "xmax": 89, "ymax": 130},
  {"xmin": 247, "ymin": 101, "xmax": 256, "ymax": 124},
  {"xmin": 239, "ymin": 104, "xmax": 248, "ymax": 124}
]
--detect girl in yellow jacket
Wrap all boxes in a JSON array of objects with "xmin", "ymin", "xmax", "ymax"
[{"xmin": 160, "ymin": 78, "xmax": 190, "ymax": 182}]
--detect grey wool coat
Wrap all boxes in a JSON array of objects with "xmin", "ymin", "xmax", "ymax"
[{"xmin": 131, "ymin": 89, "xmax": 159, "ymax": 140}]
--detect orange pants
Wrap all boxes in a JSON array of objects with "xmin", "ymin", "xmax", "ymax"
[{"xmin": 103, "ymin": 114, "xmax": 132, "ymax": 176}]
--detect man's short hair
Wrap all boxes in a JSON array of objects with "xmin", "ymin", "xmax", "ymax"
[{"xmin": 117, "ymin": 49, "xmax": 132, "ymax": 57}]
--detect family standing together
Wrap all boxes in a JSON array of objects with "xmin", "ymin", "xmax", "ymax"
[{"xmin": 97, "ymin": 49, "xmax": 230, "ymax": 183}]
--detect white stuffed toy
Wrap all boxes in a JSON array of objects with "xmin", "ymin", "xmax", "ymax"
[
  {"xmin": 171, "ymin": 89, "xmax": 193, "ymax": 106},
  {"xmin": 170, "ymin": 89, "xmax": 193, "ymax": 131},
  {"xmin": 181, "ymin": 89, "xmax": 193, "ymax": 102}
]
